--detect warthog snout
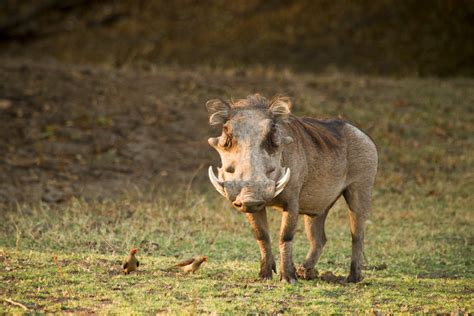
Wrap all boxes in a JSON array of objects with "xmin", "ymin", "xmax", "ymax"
[{"xmin": 232, "ymin": 199, "xmax": 266, "ymax": 213}]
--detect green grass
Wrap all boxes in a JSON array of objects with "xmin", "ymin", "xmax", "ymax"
[
  {"xmin": 0, "ymin": 187, "xmax": 472, "ymax": 313},
  {"xmin": 1, "ymin": 70, "xmax": 473, "ymax": 313}
]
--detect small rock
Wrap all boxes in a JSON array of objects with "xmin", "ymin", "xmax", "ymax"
[
  {"xmin": 320, "ymin": 271, "xmax": 346, "ymax": 284},
  {"xmin": 42, "ymin": 186, "xmax": 66, "ymax": 203},
  {"xmin": 0, "ymin": 99, "xmax": 12, "ymax": 110}
]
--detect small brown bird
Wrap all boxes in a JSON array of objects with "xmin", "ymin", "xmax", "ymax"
[
  {"xmin": 122, "ymin": 248, "xmax": 139, "ymax": 275},
  {"xmin": 168, "ymin": 256, "xmax": 208, "ymax": 274}
]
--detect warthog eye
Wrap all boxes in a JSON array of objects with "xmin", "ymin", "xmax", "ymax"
[
  {"xmin": 219, "ymin": 134, "xmax": 233, "ymax": 149},
  {"xmin": 263, "ymin": 123, "xmax": 280, "ymax": 153},
  {"xmin": 219, "ymin": 124, "xmax": 233, "ymax": 149},
  {"xmin": 223, "ymin": 135, "xmax": 232, "ymax": 148}
]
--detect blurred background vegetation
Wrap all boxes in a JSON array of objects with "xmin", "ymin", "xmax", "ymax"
[{"xmin": 1, "ymin": 0, "xmax": 473, "ymax": 76}]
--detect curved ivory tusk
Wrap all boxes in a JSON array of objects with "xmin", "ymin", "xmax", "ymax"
[
  {"xmin": 208, "ymin": 166, "xmax": 226, "ymax": 197},
  {"xmin": 274, "ymin": 168, "xmax": 291, "ymax": 197}
]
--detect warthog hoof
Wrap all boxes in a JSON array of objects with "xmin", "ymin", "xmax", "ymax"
[
  {"xmin": 346, "ymin": 273, "xmax": 363, "ymax": 283},
  {"xmin": 296, "ymin": 266, "xmax": 318, "ymax": 280},
  {"xmin": 280, "ymin": 265, "xmax": 297, "ymax": 284},
  {"xmin": 259, "ymin": 258, "xmax": 277, "ymax": 280},
  {"xmin": 347, "ymin": 261, "xmax": 363, "ymax": 283},
  {"xmin": 280, "ymin": 272, "xmax": 297, "ymax": 284}
]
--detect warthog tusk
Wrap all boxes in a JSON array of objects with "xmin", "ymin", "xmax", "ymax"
[
  {"xmin": 274, "ymin": 168, "xmax": 291, "ymax": 197},
  {"xmin": 208, "ymin": 166, "xmax": 226, "ymax": 197}
]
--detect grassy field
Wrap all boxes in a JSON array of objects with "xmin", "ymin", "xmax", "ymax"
[{"xmin": 0, "ymin": 66, "xmax": 473, "ymax": 313}]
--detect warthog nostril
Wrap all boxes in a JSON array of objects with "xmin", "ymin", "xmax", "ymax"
[
  {"xmin": 241, "ymin": 200, "xmax": 266, "ymax": 212},
  {"xmin": 233, "ymin": 200, "xmax": 265, "ymax": 212},
  {"xmin": 244, "ymin": 200, "xmax": 265, "ymax": 208}
]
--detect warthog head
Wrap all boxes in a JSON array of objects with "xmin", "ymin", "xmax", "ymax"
[{"xmin": 206, "ymin": 94, "xmax": 294, "ymax": 213}]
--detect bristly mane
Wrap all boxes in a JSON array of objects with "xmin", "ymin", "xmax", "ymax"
[
  {"xmin": 286, "ymin": 116, "xmax": 344, "ymax": 151},
  {"xmin": 229, "ymin": 94, "xmax": 344, "ymax": 151},
  {"xmin": 229, "ymin": 94, "xmax": 269, "ymax": 110}
]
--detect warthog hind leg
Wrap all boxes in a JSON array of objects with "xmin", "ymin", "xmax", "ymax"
[
  {"xmin": 297, "ymin": 213, "xmax": 328, "ymax": 280},
  {"xmin": 246, "ymin": 210, "xmax": 276, "ymax": 280},
  {"xmin": 343, "ymin": 183, "xmax": 372, "ymax": 283}
]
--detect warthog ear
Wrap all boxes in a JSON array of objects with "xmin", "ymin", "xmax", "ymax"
[
  {"xmin": 268, "ymin": 96, "xmax": 292, "ymax": 121},
  {"xmin": 206, "ymin": 99, "xmax": 231, "ymax": 125}
]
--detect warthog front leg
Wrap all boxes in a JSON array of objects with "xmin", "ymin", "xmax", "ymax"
[
  {"xmin": 279, "ymin": 209, "xmax": 299, "ymax": 283},
  {"xmin": 245, "ymin": 210, "xmax": 276, "ymax": 280},
  {"xmin": 297, "ymin": 213, "xmax": 328, "ymax": 280}
]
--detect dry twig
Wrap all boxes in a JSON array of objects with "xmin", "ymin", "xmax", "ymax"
[
  {"xmin": 2, "ymin": 298, "xmax": 29, "ymax": 311},
  {"xmin": 101, "ymin": 236, "xmax": 117, "ymax": 253},
  {"xmin": 53, "ymin": 255, "xmax": 65, "ymax": 279}
]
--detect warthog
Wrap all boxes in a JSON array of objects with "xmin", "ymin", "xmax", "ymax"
[{"xmin": 206, "ymin": 94, "xmax": 377, "ymax": 283}]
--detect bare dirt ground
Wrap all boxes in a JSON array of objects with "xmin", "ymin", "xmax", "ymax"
[
  {"xmin": 0, "ymin": 58, "xmax": 208, "ymax": 204},
  {"xmin": 0, "ymin": 58, "xmax": 299, "ymax": 205}
]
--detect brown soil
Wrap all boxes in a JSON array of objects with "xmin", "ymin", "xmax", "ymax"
[{"xmin": 0, "ymin": 58, "xmax": 298, "ymax": 205}]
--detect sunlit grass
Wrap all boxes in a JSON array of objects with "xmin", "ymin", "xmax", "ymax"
[{"xmin": 0, "ymin": 185, "xmax": 472, "ymax": 313}]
